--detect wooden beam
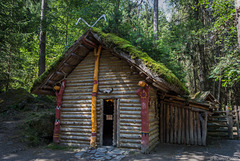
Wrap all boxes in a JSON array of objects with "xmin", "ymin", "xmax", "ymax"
[
  {"xmin": 47, "ymin": 80, "xmax": 56, "ymax": 85},
  {"xmin": 145, "ymin": 77, "xmax": 153, "ymax": 84},
  {"xmin": 55, "ymin": 71, "xmax": 65, "ymax": 76},
  {"xmin": 152, "ymin": 83, "xmax": 168, "ymax": 93},
  {"xmin": 42, "ymin": 85, "xmax": 53, "ymax": 90},
  {"xmin": 63, "ymin": 62, "xmax": 75, "ymax": 68},
  {"xmin": 71, "ymin": 52, "xmax": 82, "ymax": 59}
]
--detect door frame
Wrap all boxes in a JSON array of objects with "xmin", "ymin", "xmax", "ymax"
[{"xmin": 100, "ymin": 99, "xmax": 119, "ymax": 146}]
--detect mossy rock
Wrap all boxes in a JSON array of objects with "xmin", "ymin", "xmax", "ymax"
[
  {"xmin": 20, "ymin": 109, "xmax": 55, "ymax": 146},
  {"xmin": 0, "ymin": 88, "xmax": 35, "ymax": 112}
]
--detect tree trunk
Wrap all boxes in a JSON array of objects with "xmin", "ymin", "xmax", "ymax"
[
  {"xmin": 217, "ymin": 77, "xmax": 221, "ymax": 102},
  {"xmin": 154, "ymin": 0, "xmax": 158, "ymax": 39},
  {"xmin": 6, "ymin": 46, "xmax": 11, "ymax": 91},
  {"xmin": 235, "ymin": 0, "xmax": 240, "ymax": 49},
  {"xmin": 38, "ymin": 0, "xmax": 47, "ymax": 76},
  {"xmin": 65, "ymin": 0, "xmax": 69, "ymax": 46},
  {"xmin": 191, "ymin": 55, "xmax": 197, "ymax": 93},
  {"xmin": 114, "ymin": 0, "xmax": 120, "ymax": 34},
  {"xmin": 197, "ymin": 44, "xmax": 205, "ymax": 91},
  {"xmin": 194, "ymin": 0, "xmax": 205, "ymax": 91}
]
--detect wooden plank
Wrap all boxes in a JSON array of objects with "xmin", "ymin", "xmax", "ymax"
[
  {"xmin": 177, "ymin": 106, "xmax": 182, "ymax": 144},
  {"xmin": 170, "ymin": 105, "xmax": 174, "ymax": 143},
  {"xmin": 160, "ymin": 102, "xmax": 164, "ymax": 143},
  {"xmin": 100, "ymin": 99, "xmax": 104, "ymax": 146},
  {"xmin": 113, "ymin": 99, "xmax": 117, "ymax": 146},
  {"xmin": 226, "ymin": 106, "xmax": 233, "ymax": 139},
  {"xmin": 186, "ymin": 109, "xmax": 189, "ymax": 145},
  {"xmin": 202, "ymin": 112, "xmax": 207, "ymax": 146},
  {"xmin": 181, "ymin": 108, "xmax": 185, "ymax": 144},
  {"xmin": 117, "ymin": 99, "xmax": 120, "ymax": 147},
  {"xmin": 189, "ymin": 110, "xmax": 194, "ymax": 145},
  {"xmin": 193, "ymin": 112, "xmax": 197, "ymax": 145},
  {"xmin": 238, "ymin": 106, "xmax": 240, "ymax": 123},
  {"xmin": 163, "ymin": 103, "xmax": 166, "ymax": 142},
  {"xmin": 235, "ymin": 106, "xmax": 240, "ymax": 138},
  {"xmin": 174, "ymin": 106, "xmax": 178, "ymax": 144},
  {"xmin": 166, "ymin": 104, "xmax": 170, "ymax": 143},
  {"xmin": 197, "ymin": 111, "xmax": 202, "ymax": 145}
]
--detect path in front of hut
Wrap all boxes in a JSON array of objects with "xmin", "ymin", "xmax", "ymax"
[{"xmin": 1, "ymin": 118, "xmax": 240, "ymax": 161}]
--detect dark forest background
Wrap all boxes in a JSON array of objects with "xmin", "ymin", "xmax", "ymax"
[{"xmin": 0, "ymin": 0, "xmax": 239, "ymax": 108}]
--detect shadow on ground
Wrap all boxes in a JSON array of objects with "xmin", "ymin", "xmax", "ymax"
[{"xmin": 123, "ymin": 139, "xmax": 240, "ymax": 161}]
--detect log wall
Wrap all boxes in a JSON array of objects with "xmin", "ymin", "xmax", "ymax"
[
  {"xmin": 159, "ymin": 102, "xmax": 207, "ymax": 146},
  {"xmin": 148, "ymin": 87, "xmax": 159, "ymax": 150},
  {"xmin": 60, "ymin": 50, "xmax": 143, "ymax": 149}
]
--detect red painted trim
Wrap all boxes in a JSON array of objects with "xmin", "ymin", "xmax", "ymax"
[
  {"xmin": 93, "ymin": 80, "xmax": 98, "ymax": 84},
  {"xmin": 136, "ymin": 85, "xmax": 150, "ymax": 152},
  {"xmin": 53, "ymin": 80, "xmax": 66, "ymax": 143}
]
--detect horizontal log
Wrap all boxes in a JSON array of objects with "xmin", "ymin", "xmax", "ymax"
[
  {"xmin": 120, "ymin": 143, "xmax": 141, "ymax": 149},
  {"xmin": 61, "ymin": 128, "xmax": 91, "ymax": 132},
  {"xmin": 120, "ymin": 126, "xmax": 141, "ymax": 130},
  {"xmin": 64, "ymin": 87, "xmax": 139, "ymax": 93},
  {"xmin": 120, "ymin": 122, "xmax": 141, "ymax": 127},
  {"xmin": 120, "ymin": 130, "xmax": 141, "ymax": 134},
  {"xmin": 61, "ymin": 115, "xmax": 91, "ymax": 118},
  {"xmin": 120, "ymin": 134, "xmax": 141, "ymax": 139},
  {"xmin": 120, "ymin": 99, "xmax": 141, "ymax": 103},
  {"xmin": 120, "ymin": 111, "xmax": 141, "ymax": 115},
  {"xmin": 120, "ymin": 119, "xmax": 141, "ymax": 123},
  {"xmin": 120, "ymin": 107, "xmax": 141, "ymax": 111},
  {"xmin": 121, "ymin": 139, "xmax": 141, "ymax": 143},
  {"xmin": 63, "ymin": 94, "xmax": 139, "ymax": 100},
  {"xmin": 61, "ymin": 111, "xmax": 94, "ymax": 115},
  {"xmin": 60, "ymin": 135, "xmax": 90, "ymax": 141},
  {"xmin": 120, "ymin": 114, "xmax": 141, "ymax": 119},
  {"xmin": 61, "ymin": 121, "xmax": 91, "ymax": 125},
  {"xmin": 62, "ymin": 100, "xmax": 100, "ymax": 104}
]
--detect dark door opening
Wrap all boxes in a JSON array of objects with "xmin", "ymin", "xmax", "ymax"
[{"xmin": 103, "ymin": 99, "xmax": 114, "ymax": 146}]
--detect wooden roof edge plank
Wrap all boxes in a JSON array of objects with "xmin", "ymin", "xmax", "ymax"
[{"xmin": 31, "ymin": 33, "xmax": 90, "ymax": 95}]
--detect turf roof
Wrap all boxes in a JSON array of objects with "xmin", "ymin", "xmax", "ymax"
[
  {"xmin": 91, "ymin": 28, "xmax": 189, "ymax": 94},
  {"xmin": 31, "ymin": 28, "xmax": 189, "ymax": 95}
]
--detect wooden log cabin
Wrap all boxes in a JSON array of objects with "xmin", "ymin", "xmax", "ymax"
[{"xmin": 31, "ymin": 28, "xmax": 210, "ymax": 153}]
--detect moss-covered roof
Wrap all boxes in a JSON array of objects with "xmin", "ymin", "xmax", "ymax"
[
  {"xmin": 31, "ymin": 54, "xmax": 65, "ymax": 93},
  {"xmin": 31, "ymin": 28, "xmax": 189, "ymax": 95},
  {"xmin": 91, "ymin": 28, "xmax": 188, "ymax": 94}
]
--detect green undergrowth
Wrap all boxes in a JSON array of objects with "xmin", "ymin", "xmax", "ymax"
[
  {"xmin": 19, "ymin": 108, "xmax": 55, "ymax": 146},
  {"xmin": 92, "ymin": 28, "xmax": 189, "ymax": 94}
]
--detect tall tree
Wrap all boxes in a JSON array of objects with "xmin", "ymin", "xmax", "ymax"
[
  {"xmin": 38, "ymin": 0, "xmax": 47, "ymax": 76},
  {"xmin": 235, "ymin": 0, "xmax": 240, "ymax": 49},
  {"xmin": 154, "ymin": 0, "xmax": 158, "ymax": 39}
]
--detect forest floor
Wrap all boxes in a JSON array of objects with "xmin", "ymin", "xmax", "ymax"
[{"xmin": 1, "ymin": 116, "xmax": 240, "ymax": 161}]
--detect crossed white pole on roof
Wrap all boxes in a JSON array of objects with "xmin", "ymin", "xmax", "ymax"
[{"xmin": 76, "ymin": 14, "xmax": 107, "ymax": 27}]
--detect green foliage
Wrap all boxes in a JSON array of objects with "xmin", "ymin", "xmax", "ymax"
[{"xmin": 20, "ymin": 109, "xmax": 55, "ymax": 146}]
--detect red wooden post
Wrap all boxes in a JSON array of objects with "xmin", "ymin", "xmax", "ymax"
[
  {"xmin": 53, "ymin": 80, "xmax": 66, "ymax": 143},
  {"xmin": 136, "ymin": 81, "xmax": 150, "ymax": 153}
]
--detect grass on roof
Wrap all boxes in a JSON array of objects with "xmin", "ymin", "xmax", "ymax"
[
  {"xmin": 92, "ymin": 27, "xmax": 189, "ymax": 94},
  {"xmin": 31, "ymin": 28, "xmax": 188, "ymax": 95}
]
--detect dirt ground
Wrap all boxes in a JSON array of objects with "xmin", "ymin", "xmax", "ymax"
[{"xmin": 1, "ymin": 119, "xmax": 240, "ymax": 161}]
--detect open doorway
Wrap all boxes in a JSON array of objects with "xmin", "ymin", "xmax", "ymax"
[{"xmin": 103, "ymin": 99, "xmax": 114, "ymax": 146}]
